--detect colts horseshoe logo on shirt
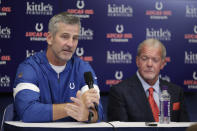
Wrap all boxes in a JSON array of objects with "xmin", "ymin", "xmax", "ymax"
[{"xmin": 69, "ymin": 82, "xmax": 75, "ymax": 89}]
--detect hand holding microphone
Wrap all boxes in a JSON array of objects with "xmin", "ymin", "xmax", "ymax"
[
  {"xmin": 83, "ymin": 71, "xmax": 99, "ymax": 111},
  {"xmin": 66, "ymin": 71, "xmax": 99, "ymax": 122}
]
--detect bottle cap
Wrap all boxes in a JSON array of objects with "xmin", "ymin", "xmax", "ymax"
[{"xmin": 162, "ymin": 86, "xmax": 168, "ymax": 90}]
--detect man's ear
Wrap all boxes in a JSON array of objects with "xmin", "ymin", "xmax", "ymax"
[
  {"xmin": 46, "ymin": 32, "xmax": 53, "ymax": 45},
  {"xmin": 160, "ymin": 58, "xmax": 166, "ymax": 70},
  {"xmin": 136, "ymin": 56, "xmax": 140, "ymax": 68}
]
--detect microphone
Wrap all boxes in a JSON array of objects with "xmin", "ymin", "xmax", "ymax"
[
  {"xmin": 84, "ymin": 71, "xmax": 98, "ymax": 111},
  {"xmin": 84, "ymin": 72, "xmax": 94, "ymax": 89}
]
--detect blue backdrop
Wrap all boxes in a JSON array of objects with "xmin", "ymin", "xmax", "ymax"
[{"xmin": 0, "ymin": 0, "xmax": 197, "ymax": 93}]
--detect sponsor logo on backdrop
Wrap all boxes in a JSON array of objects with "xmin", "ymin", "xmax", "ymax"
[
  {"xmin": 107, "ymin": 4, "xmax": 133, "ymax": 17},
  {"xmin": 25, "ymin": 23, "xmax": 48, "ymax": 41},
  {"xmin": 26, "ymin": 1, "xmax": 53, "ymax": 15},
  {"xmin": 0, "ymin": 25, "xmax": 11, "ymax": 39},
  {"xmin": 26, "ymin": 49, "xmax": 43, "ymax": 58},
  {"xmin": 186, "ymin": 5, "xmax": 197, "ymax": 18},
  {"xmin": 184, "ymin": 25, "xmax": 197, "ymax": 43},
  {"xmin": 0, "ymin": 0, "xmax": 12, "ymax": 16},
  {"xmin": 184, "ymin": 51, "xmax": 197, "ymax": 64},
  {"xmin": 0, "ymin": 74, "xmax": 10, "ymax": 87},
  {"xmin": 106, "ymin": 24, "xmax": 133, "ymax": 43},
  {"xmin": 106, "ymin": 71, "xmax": 123, "ymax": 86},
  {"xmin": 146, "ymin": 27, "xmax": 171, "ymax": 41},
  {"xmin": 0, "ymin": 6, "xmax": 11, "ymax": 16},
  {"xmin": 67, "ymin": 0, "xmax": 94, "ymax": 18},
  {"xmin": 0, "ymin": 54, "xmax": 11, "ymax": 65},
  {"xmin": 184, "ymin": 71, "xmax": 197, "ymax": 89},
  {"xmin": 79, "ymin": 26, "xmax": 93, "ymax": 40},
  {"xmin": 146, "ymin": 2, "xmax": 172, "ymax": 20},
  {"xmin": 76, "ymin": 47, "xmax": 93, "ymax": 62},
  {"xmin": 106, "ymin": 50, "xmax": 132, "ymax": 64},
  {"xmin": 159, "ymin": 74, "xmax": 170, "ymax": 82}
]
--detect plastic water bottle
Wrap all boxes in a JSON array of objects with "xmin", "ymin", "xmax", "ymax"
[{"xmin": 159, "ymin": 86, "xmax": 171, "ymax": 124}]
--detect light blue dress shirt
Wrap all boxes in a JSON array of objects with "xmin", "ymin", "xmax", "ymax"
[{"xmin": 136, "ymin": 71, "xmax": 161, "ymax": 108}]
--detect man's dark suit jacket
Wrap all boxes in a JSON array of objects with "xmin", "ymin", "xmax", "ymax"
[{"xmin": 107, "ymin": 74, "xmax": 190, "ymax": 122}]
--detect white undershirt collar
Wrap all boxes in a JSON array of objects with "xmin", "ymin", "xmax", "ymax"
[{"xmin": 50, "ymin": 63, "xmax": 66, "ymax": 74}]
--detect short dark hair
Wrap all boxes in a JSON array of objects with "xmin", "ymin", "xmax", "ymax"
[{"xmin": 48, "ymin": 12, "xmax": 81, "ymax": 36}]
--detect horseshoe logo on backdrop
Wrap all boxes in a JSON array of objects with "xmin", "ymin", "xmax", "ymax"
[
  {"xmin": 76, "ymin": 0, "xmax": 85, "ymax": 9},
  {"xmin": 115, "ymin": 71, "xmax": 123, "ymax": 80},
  {"xmin": 76, "ymin": 47, "xmax": 84, "ymax": 56},
  {"xmin": 194, "ymin": 25, "xmax": 197, "ymax": 34},
  {"xmin": 69, "ymin": 82, "xmax": 75, "ymax": 90},
  {"xmin": 35, "ymin": 23, "xmax": 43, "ymax": 32},
  {"xmin": 116, "ymin": 24, "xmax": 124, "ymax": 33},
  {"xmin": 193, "ymin": 71, "xmax": 197, "ymax": 80},
  {"xmin": 155, "ymin": 2, "xmax": 163, "ymax": 11}
]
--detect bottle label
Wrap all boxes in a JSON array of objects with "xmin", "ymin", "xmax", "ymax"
[{"xmin": 163, "ymin": 101, "xmax": 170, "ymax": 117}]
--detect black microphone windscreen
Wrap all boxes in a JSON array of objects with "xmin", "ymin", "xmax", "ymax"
[
  {"xmin": 84, "ymin": 71, "xmax": 98, "ymax": 111},
  {"xmin": 84, "ymin": 71, "xmax": 93, "ymax": 84}
]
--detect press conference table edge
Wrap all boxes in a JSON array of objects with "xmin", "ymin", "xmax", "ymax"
[{"xmin": 4, "ymin": 121, "xmax": 196, "ymax": 128}]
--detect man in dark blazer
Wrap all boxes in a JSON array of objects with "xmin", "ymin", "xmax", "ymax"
[{"xmin": 107, "ymin": 38, "xmax": 189, "ymax": 122}]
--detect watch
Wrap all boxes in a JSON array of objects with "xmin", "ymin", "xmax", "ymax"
[{"xmin": 88, "ymin": 110, "xmax": 94, "ymax": 123}]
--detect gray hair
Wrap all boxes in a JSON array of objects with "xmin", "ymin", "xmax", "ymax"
[
  {"xmin": 48, "ymin": 12, "xmax": 81, "ymax": 36},
  {"xmin": 137, "ymin": 38, "xmax": 166, "ymax": 60}
]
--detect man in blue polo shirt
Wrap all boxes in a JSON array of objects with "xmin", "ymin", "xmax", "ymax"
[{"xmin": 13, "ymin": 12, "xmax": 103, "ymax": 123}]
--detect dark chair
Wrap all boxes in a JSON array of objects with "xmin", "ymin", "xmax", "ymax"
[{"xmin": 1, "ymin": 104, "xmax": 14, "ymax": 131}]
